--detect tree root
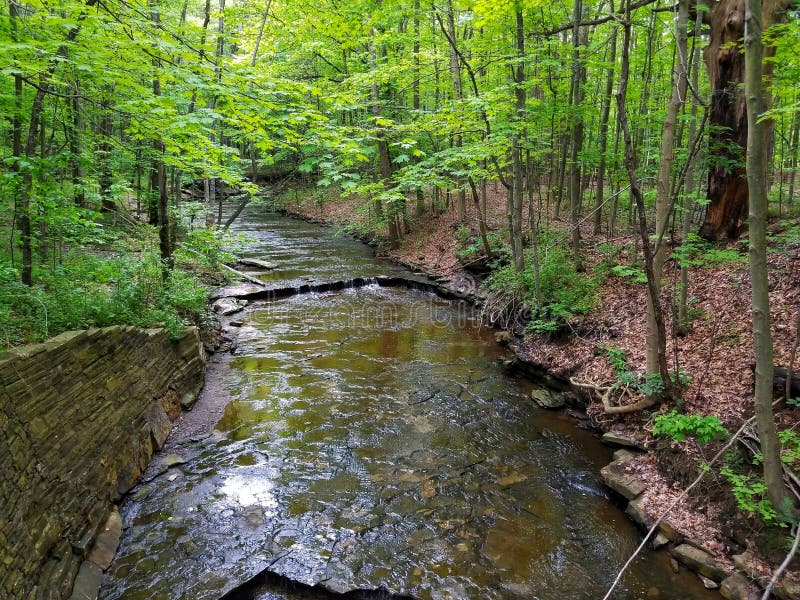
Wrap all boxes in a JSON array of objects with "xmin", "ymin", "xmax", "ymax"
[{"xmin": 570, "ymin": 377, "xmax": 660, "ymax": 414}]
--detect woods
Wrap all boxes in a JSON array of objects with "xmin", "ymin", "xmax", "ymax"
[{"xmin": 1, "ymin": 0, "xmax": 800, "ymax": 593}]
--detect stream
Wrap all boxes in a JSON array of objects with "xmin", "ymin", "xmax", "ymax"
[{"xmin": 99, "ymin": 207, "xmax": 717, "ymax": 600}]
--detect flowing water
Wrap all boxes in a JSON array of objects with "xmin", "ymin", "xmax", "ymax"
[{"xmin": 100, "ymin": 208, "xmax": 717, "ymax": 600}]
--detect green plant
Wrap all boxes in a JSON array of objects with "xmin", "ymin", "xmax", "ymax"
[
  {"xmin": 652, "ymin": 410, "xmax": 730, "ymax": 444},
  {"xmin": 604, "ymin": 347, "xmax": 690, "ymax": 395},
  {"xmin": 610, "ymin": 263, "xmax": 647, "ymax": 284},
  {"xmin": 720, "ymin": 465, "xmax": 779, "ymax": 524}
]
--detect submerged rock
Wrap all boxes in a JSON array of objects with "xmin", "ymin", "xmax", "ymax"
[{"xmin": 530, "ymin": 388, "xmax": 565, "ymax": 409}]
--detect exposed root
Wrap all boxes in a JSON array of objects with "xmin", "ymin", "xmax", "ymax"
[{"xmin": 570, "ymin": 377, "xmax": 660, "ymax": 414}]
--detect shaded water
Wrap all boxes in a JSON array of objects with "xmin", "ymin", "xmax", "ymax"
[{"xmin": 100, "ymin": 210, "xmax": 716, "ymax": 600}]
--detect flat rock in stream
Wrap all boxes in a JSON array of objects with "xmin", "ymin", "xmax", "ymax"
[
  {"xmin": 210, "ymin": 284, "xmax": 264, "ymax": 300},
  {"xmin": 238, "ymin": 258, "xmax": 278, "ymax": 270},
  {"xmin": 212, "ymin": 297, "xmax": 248, "ymax": 316},
  {"xmin": 601, "ymin": 460, "xmax": 647, "ymax": 500},
  {"xmin": 671, "ymin": 544, "xmax": 727, "ymax": 582}
]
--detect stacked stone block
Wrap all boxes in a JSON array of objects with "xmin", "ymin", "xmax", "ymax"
[{"xmin": 0, "ymin": 326, "xmax": 205, "ymax": 599}]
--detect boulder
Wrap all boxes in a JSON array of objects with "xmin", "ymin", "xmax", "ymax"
[
  {"xmin": 625, "ymin": 496, "xmax": 653, "ymax": 530},
  {"xmin": 601, "ymin": 461, "xmax": 647, "ymax": 500},
  {"xmin": 775, "ymin": 577, "xmax": 800, "ymax": 600},
  {"xmin": 86, "ymin": 508, "xmax": 122, "ymax": 571},
  {"xmin": 530, "ymin": 388, "xmax": 566, "ymax": 409},
  {"xmin": 671, "ymin": 544, "xmax": 727, "ymax": 582},
  {"xmin": 602, "ymin": 431, "xmax": 642, "ymax": 449},
  {"xmin": 212, "ymin": 298, "xmax": 248, "ymax": 316},
  {"xmin": 720, "ymin": 573, "xmax": 760, "ymax": 600},
  {"xmin": 69, "ymin": 561, "xmax": 103, "ymax": 600}
]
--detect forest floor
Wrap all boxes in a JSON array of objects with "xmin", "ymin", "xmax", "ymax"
[{"xmin": 278, "ymin": 186, "xmax": 800, "ymax": 589}]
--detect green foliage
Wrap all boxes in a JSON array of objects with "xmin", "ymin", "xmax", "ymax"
[
  {"xmin": 652, "ymin": 410, "xmax": 730, "ymax": 444},
  {"xmin": 609, "ymin": 263, "xmax": 647, "ymax": 284},
  {"xmin": 720, "ymin": 465, "xmax": 779, "ymax": 524},
  {"xmin": 0, "ymin": 250, "xmax": 209, "ymax": 348},
  {"xmin": 671, "ymin": 234, "xmax": 747, "ymax": 269},
  {"xmin": 604, "ymin": 347, "xmax": 690, "ymax": 397},
  {"xmin": 484, "ymin": 232, "xmax": 600, "ymax": 334},
  {"xmin": 174, "ymin": 228, "xmax": 239, "ymax": 270},
  {"xmin": 455, "ymin": 226, "xmax": 508, "ymax": 262}
]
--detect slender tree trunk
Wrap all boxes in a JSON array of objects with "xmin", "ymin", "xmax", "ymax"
[
  {"xmin": 369, "ymin": 29, "xmax": 398, "ymax": 245},
  {"xmin": 99, "ymin": 97, "xmax": 115, "ymax": 212},
  {"xmin": 10, "ymin": 0, "xmax": 22, "ymax": 269},
  {"xmin": 744, "ymin": 0, "xmax": 789, "ymax": 516},
  {"xmin": 616, "ymin": 0, "xmax": 674, "ymax": 404},
  {"xmin": 569, "ymin": 0, "xmax": 586, "ymax": 265},
  {"xmin": 247, "ymin": 0, "xmax": 272, "ymax": 182},
  {"xmin": 150, "ymin": 6, "xmax": 171, "ymax": 273},
  {"xmin": 648, "ymin": 0, "xmax": 689, "ymax": 375},
  {"xmin": 594, "ymin": 28, "xmax": 617, "ymax": 235},
  {"xmin": 445, "ymin": 0, "xmax": 467, "ymax": 223},
  {"xmin": 69, "ymin": 86, "xmax": 85, "ymax": 207},
  {"xmin": 509, "ymin": 9, "xmax": 526, "ymax": 273},
  {"xmin": 413, "ymin": 0, "xmax": 425, "ymax": 217},
  {"xmin": 678, "ymin": 4, "xmax": 705, "ymax": 334}
]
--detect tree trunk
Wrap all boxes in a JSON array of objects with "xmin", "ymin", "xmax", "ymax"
[
  {"xmin": 99, "ymin": 97, "xmax": 115, "ymax": 212},
  {"xmin": 617, "ymin": 0, "xmax": 674, "ymax": 404},
  {"xmin": 594, "ymin": 28, "xmax": 617, "ymax": 235},
  {"xmin": 700, "ymin": 0, "xmax": 748, "ymax": 240},
  {"xmin": 445, "ymin": 0, "xmax": 467, "ymax": 223},
  {"xmin": 509, "ymin": 10, "xmax": 526, "ymax": 274},
  {"xmin": 744, "ymin": 0, "xmax": 789, "ymax": 516},
  {"xmin": 369, "ymin": 29, "xmax": 398, "ymax": 245},
  {"xmin": 569, "ymin": 0, "xmax": 586, "ymax": 265},
  {"xmin": 648, "ymin": 0, "xmax": 689, "ymax": 375},
  {"xmin": 678, "ymin": 4, "xmax": 706, "ymax": 335},
  {"xmin": 150, "ymin": 5, "xmax": 172, "ymax": 273}
]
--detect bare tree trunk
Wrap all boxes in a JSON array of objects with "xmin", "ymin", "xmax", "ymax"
[
  {"xmin": 744, "ymin": 0, "xmax": 789, "ymax": 516},
  {"xmin": 616, "ymin": 0, "xmax": 674, "ymax": 404},
  {"xmin": 99, "ymin": 97, "xmax": 115, "ymax": 212},
  {"xmin": 594, "ymin": 27, "xmax": 617, "ymax": 235},
  {"xmin": 569, "ymin": 0, "xmax": 586, "ymax": 265},
  {"xmin": 509, "ymin": 9, "xmax": 526, "ymax": 273},
  {"xmin": 700, "ymin": 0, "xmax": 748, "ymax": 240},
  {"xmin": 150, "ymin": 5, "xmax": 172, "ymax": 273},
  {"xmin": 369, "ymin": 29, "xmax": 398, "ymax": 246},
  {"xmin": 413, "ymin": 0, "xmax": 425, "ymax": 217},
  {"xmin": 678, "ymin": 3, "xmax": 705, "ymax": 334},
  {"xmin": 445, "ymin": 0, "xmax": 467, "ymax": 223},
  {"xmin": 648, "ymin": 0, "xmax": 689, "ymax": 375}
]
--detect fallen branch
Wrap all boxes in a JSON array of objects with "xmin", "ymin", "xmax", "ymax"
[{"xmin": 182, "ymin": 247, "xmax": 268, "ymax": 288}]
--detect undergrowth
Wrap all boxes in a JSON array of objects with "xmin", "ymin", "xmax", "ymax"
[
  {"xmin": 0, "ymin": 226, "xmax": 226, "ymax": 349},
  {"xmin": 481, "ymin": 231, "xmax": 601, "ymax": 334}
]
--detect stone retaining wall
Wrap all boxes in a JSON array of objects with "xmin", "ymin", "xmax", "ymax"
[{"xmin": 0, "ymin": 326, "xmax": 205, "ymax": 600}]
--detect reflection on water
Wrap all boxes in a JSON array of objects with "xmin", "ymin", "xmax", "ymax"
[{"xmin": 100, "ymin": 210, "xmax": 717, "ymax": 600}]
